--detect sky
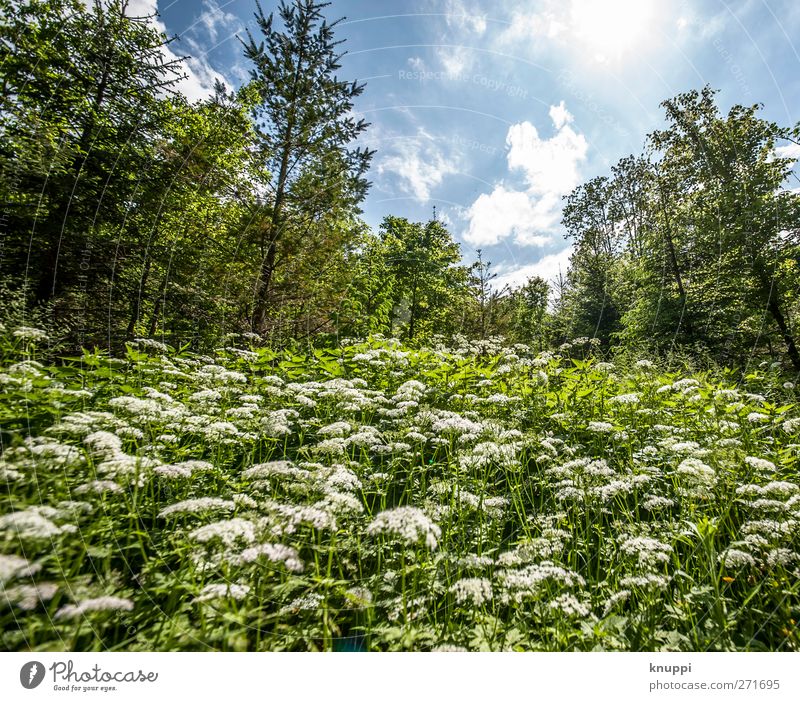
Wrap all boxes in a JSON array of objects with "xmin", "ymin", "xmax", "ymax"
[{"xmin": 139, "ymin": 0, "xmax": 800, "ymax": 289}]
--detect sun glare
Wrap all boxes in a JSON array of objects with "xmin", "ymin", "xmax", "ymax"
[{"xmin": 570, "ymin": 0, "xmax": 658, "ymax": 63}]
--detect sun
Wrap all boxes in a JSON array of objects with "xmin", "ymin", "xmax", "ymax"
[{"xmin": 569, "ymin": 0, "xmax": 658, "ymax": 63}]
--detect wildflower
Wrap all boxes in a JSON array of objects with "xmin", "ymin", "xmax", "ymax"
[
  {"xmin": 190, "ymin": 518, "xmax": 256, "ymax": 547},
  {"xmin": 282, "ymin": 592, "xmax": 324, "ymax": 614},
  {"xmin": 602, "ymin": 590, "xmax": 631, "ymax": 616},
  {"xmin": 744, "ymin": 456, "xmax": 777, "ymax": 473},
  {"xmin": 3, "ymin": 582, "xmax": 58, "ymax": 610},
  {"xmin": 235, "ymin": 543, "xmax": 304, "ymax": 572},
  {"xmin": 55, "ymin": 596, "xmax": 134, "ymax": 619},
  {"xmin": 159, "ymin": 498, "xmax": 236, "ymax": 518},
  {"xmin": 344, "ymin": 587, "xmax": 373, "ymax": 608},
  {"xmin": 619, "ymin": 573, "xmax": 670, "ymax": 590},
  {"xmin": 73, "ymin": 480, "xmax": 123, "ymax": 495},
  {"xmin": 449, "ymin": 578, "xmax": 493, "ymax": 606},
  {"xmin": 587, "ymin": 421, "xmax": 614, "ymax": 433},
  {"xmin": 13, "ymin": 326, "xmax": 49, "ymax": 342},
  {"xmin": 618, "ymin": 536, "xmax": 673, "ymax": 566},
  {"xmin": 718, "ymin": 549, "xmax": 756, "ymax": 568},
  {"xmin": 0, "ymin": 509, "xmax": 75, "ymax": 539},
  {"xmin": 317, "ymin": 421, "xmax": 352, "ymax": 437},
  {"xmin": 366, "ymin": 506, "xmax": 441, "ymax": 549},
  {"xmin": 549, "ymin": 594, "xmax": 592, "ymax": 618},
  {"xmin": 747, "ymin": 412, "xmax": 769, "ymax": 423},
  {"xmin": 0, "ymin": 554, "xmax": 41, "ymax": 583},
  {"xmin": 676, "ymin": 458, "xmax": 716, "ymax": 489},
  {"xmin": 609, "ymin": 393, "xmax": 640, "ymax": 405},
  {"xmin": 194, "ymin": 583, "xmax": 251, "ymax": 603}
]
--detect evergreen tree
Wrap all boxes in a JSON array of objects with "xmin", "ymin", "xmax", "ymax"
[{"xmin": 242, "ymin": 0, "xmax": 374, "ymax": 333}]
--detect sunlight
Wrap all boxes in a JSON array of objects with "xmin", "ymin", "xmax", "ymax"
[{"xmin": 570, "ymin": 0, "xmax": 658, "ymax": 63}]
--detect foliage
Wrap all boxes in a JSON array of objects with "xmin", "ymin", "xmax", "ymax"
[
  {"xmin": 558, "ymin": 87, "xmax": 800, "ymax": 370},
  {"xmin": 1, "ymin": 326, "xmax": 798, "ymax": 651}
]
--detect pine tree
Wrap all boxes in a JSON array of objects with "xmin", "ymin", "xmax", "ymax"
[{"xmin": 242, "ymin": 0, "xmax": 374, "ymax": 333}]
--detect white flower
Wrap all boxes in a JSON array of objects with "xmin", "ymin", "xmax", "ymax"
[
  {"xmin": 618, "ymin": 536, "xmax": 673, "ymax": 566},
  {"xmin": 602, "ymin": 590, "xmax": 631, "ymax": 616},
  {"xmin": 158, "ymin": 498, "xmax": 235, "ymax": 518},
  {"xmin": 609, "ymin": 393, "xmax": 640, "ymax": 405},
  {"xmin": 317, "ymin": 421, "xmax": 352, "ymax": 437},
  {"xmin": 194, "ymin": 583, "xmax": 250, "ymax": 603},
  {"xmin": 366, "ymin": 506, "xmax": 441, "ymax": 549},
  {"xmin": 0, "ymin": 554, "xmax": 41, "ymax": 584},
  {"xmin": 587, "ymin": 421, "xmax": 614, "ymax": 433},
  {"xmin": 548, "ymin": 593, "xmax": 592, "ymax": 618},
  {"xmin": 718, "ymin": 548, "xmax": 755, "ymax": 568},
  {"xmin": 744, "ymin": 456, "xmax": 777, "ymax": 473},
  {"xmin": 619, "ymin": 573, "xmax": 670, "ymax": 590},
  {"xmin": 676, "ymin": 458, "xmax": 716, "ymax": 489},
  {"xmin": 190, "ymin": 518, "xmax": 257, "ymax": 547},
  {"xmin": 747, "ymin": 412, "xmax": 769, "ymax": 423},
  {"xmin": 13, "ymin": 326, "xmax": 49, "ymax": 342},
  {"xmin": 282, "ymin": 592, "xmax": 324, "ymax": 613},
  {"xmin": 0, "ymin": 509, "xmax": 75, "ymax": 539},
  {"xmin": 2, "ymin": 582, "xmax": 58, "ymax": 610},
  {"xmin": 499, "ymin": 562, "xmax": 585, "ymax": 603},
  {"xmin": 73, "ymin": 480, "xmax": 123, "ymax": 495},
  {"xmin": 55, "ymin": 596, "xmax": 134, "ymax": 619},
  {"xmin": 449, "ymin": 577, "xmax": 493, "ymax": 606},
  {"xmin": 235, "ymin": 543, "xmax": 304, "ymax": 572}
]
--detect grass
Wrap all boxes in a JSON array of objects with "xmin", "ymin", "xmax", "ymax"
[{"xmin": 1, "ymin": 331, "xmax": 799, "ymax": 651}]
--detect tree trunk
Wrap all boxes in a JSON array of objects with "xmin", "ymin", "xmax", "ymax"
[{"xmin": 766, "ymin": 290, "xmax": 800, "ymax": 371}]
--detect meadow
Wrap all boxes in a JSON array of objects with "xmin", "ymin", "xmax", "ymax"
[{"xmin": 1, "ymin": 329, "xmax": 799, "ymax": 651}]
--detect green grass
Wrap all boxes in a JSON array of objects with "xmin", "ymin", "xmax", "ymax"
[{"xmin": 1, "ymin": 332, "xmax": 799, "ymax": 651}]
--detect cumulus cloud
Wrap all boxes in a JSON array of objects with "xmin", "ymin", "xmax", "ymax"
[
  {"xmin": 493, "ymin": 247, "xmax": 573, "ymax": 290},
  {"xmin": 506, "ymin": 111, "xmax": 587, "ymax": 195},
  {"xmin": 464, "ymin": 102, "xmax": 588, "ymax": 247},
  {"xmin": 465, "ymin": 186, "xmax": 555, "ymax": 247},
  {"xmin": 196, "ymin": 0, "xmax": 240, "ymax": 43},
  {"xmin": 775, "ymin": 143, "xmax": 800, "ymax": 162},
  {"xmin": 125, "ymin": 0, "xmax": 230, "ymax": 103},
  {"xmin": 377, "ymin": 131, "xmax": 460, "ymax": 202}
]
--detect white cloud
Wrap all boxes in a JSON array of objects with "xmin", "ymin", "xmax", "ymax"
[
  {"xmin": 464, "ymin": 102, "xmax": 588, "ymax": 247},
  {"xmin": 436, "ymin": 45, "xmax": 474, "ymax": 77},
  {"xmin": 407, "ymin": 56, "xmax": 426, "ymax": 71},
  {"xmin": 506, "ymin": 106, "xmax": 588, "ymax": 196},
  {"xmin": 196, "ymin": 0, "xmax": 240, "ymax": 43},
  {"xmin": 549, "ymin": 100, "xmax": 573, "ymax": 130},
  {"xmin": 497, "ymin": 9, "xmax": 565, "ymax": 44},
  {"xmin": 378, "ymin": 132, "xmax": 460, "ymax": 202},
  {"xmin": 124, "ymin": 0, "xmax": 230, "ymax": 103},
  {"xmin": 464, "ymin": 186, "xmax": 555, "ymax": 247},
  {"xmin": 493, "ymin": 247, "xmax": 573, "ymax": 290},
  {"xmin": 444, "ymin": 0, "xmax": 487, "ymax": 36},
  {"xmin": 775, "ymin": 144, "xmax": 800, "ymax": 162}
]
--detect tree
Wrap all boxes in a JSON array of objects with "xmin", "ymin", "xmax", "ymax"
[
  {"xmin": 379, "ymin": 216, "xmax": 469, "ymax": 342},
  {"xmin": 0, "ymin": 0, "xmax": 185, "ymax": 309},
  {"xmin": 511, "ymin": 276, "xmax": 550, "ymax": 349},
  {"xmin": 559, "ymin": 86, "xmax": 800, "ymax": 368},
  {"xmin": 470, "ymin": 249, "xmax": 497, "ymax": 340},
  {"xmin": 242, "ymin": 0, "xmax": 374, "ymax": 333}
]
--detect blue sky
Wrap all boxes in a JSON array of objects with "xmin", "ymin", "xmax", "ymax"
[{"xmin": 136, "ymin": 0, "xmax": 800, "ymax": 288}]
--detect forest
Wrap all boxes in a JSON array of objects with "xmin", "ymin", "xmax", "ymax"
[{"xmin": 1, "ymin": 0, "xmax": 799, "ymax": 652}]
